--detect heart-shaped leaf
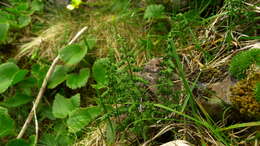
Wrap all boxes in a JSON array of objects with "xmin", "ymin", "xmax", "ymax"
[
  {"xmin": 66, "ymin": 68, "xmax": 90, "ymax": 89},
  {"xmin": 52, "ymin": 94, "xmax": 80, "ymax": 119},
  {"xmin": 0, "ymin": 62, "xmax": 19, "ymax": 93},
  {"xmin": 59, "ymin": 44, "xmax": 88, "ymax": 65},
  {"xmin": 67, "ymin": 106, "xmax": 101, "ymax": 133}
]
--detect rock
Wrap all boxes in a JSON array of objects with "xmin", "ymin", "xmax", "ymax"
[
  {"xmin": 160, "ymin": 140, "xmax": 192, "ymax": 146},
  {"xmin": 208, "ymin": 76, "xmax": 235, "ymax": 105}
]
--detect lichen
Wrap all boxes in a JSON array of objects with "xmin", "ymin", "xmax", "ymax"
[{"xmin": 230, "ymin": 70, "xmax": 260, "ymax": 117}]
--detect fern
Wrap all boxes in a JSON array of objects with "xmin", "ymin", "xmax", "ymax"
[{"xmin": 229, "ymin": 48, "xmax": 260, "ymax": 79}]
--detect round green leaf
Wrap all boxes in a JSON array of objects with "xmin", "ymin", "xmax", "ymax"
[
  {"xmin": 0, "ymin": 62, "xmax": 19, "ymax": 93},
  {"xmin": 48, "ymin": 65, "xmax": 68, "ymax": 89},
  {"xmin": 67, "ymin": 106, "xmax": 101, "ymax": 133},
  {"xmin": 66, "ymin": 68, "xmax": 90, "ymax": 89},
  {"xmin": 0, "ymin": 106, "xmax": 15, "ymax": 138},
  {"xmin": 52, "ymin": 94, "xmax": 80, "ymax": 119},
  {"xmin": 92, "ymin": 58, "xmax": 109, "ymax": 86},
  {"xmin": 59, "ymin": 44, "xmax": 88, "ymax": 65}
]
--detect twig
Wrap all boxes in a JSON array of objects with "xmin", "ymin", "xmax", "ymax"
[
  {"xmin": 17, "ymin": 26, "xmax": 88, "ymax": 139},
  {"xmin": 0, "ymin": 1, "xmax": 11, "ymax": 7},
  {"xmin": 33, "ymin": 102, "xmax": 38, "ymax": 145}
]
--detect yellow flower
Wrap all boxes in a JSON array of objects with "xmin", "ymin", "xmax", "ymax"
[{"xmin": 66, "ymin": 0, "xmax": 82, "ymax": 10}]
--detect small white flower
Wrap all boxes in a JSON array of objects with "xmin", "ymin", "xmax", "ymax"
[{"xmin": 66, "ymin": 4, "xmax": 75, "ymax": 10}]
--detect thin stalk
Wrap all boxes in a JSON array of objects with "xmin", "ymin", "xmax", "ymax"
[{"xmin": 167, "ymin": 38, "xmax": 196, "ymax": 113}]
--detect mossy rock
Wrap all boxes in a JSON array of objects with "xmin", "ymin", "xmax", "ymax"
[{"xmin": 230, "ymin": 70, "xmax": 260, "ymax": 118}]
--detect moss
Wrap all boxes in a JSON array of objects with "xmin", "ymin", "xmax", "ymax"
[
  {"xmin": 230, "ymin": 71, "xmax": 260, "ymax": 117},
  {"xmin": 229, "ymin": 48, "xmax": 260, "ymax": 79},
  {"xmin": 255, "ymin": 82, "xmax": 260, "ymax": 102}
]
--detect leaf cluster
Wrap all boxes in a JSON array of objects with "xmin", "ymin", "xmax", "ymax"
[
  {"xmin": 0, "ymin": 0, "xmax": 43, "ymax": 43},
  {"xmin": 0, "ymin": 35, "xmax": 108, "ymax": 145}
]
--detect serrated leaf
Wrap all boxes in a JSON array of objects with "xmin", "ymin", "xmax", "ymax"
[
  {"xmin": 0, "ymin": 106, "xmax": 15, "ymax": 138},
  {"xmin": 0, "ymin": 62, "xmax": 19, "ymax": 93},
  {"xmin": 144, "ymin": 4, "xmax": 165, "ymax": 19},
  {"xmin": 59, "ymin": 44, "xmax": 88, "ymax": 65},
  {"xmin": 12, "ymin": 69, "xmax": 28, "ymax": 85},
  {"xmin": 48, "ymin": 65, "xmax": 68, "ymax": 89},
  {"xmin": 52, "ymin": 94, "xmax": 80, "ymax": 119},
  {"xmin": 92, "ymin": 58, "xmax": 109, "ymax": 86},
  {"xmin": 66, "ymin": 68, "xmax": 90, "ymax": 89},
  {"xmin": 67, "ymin": 106, "xmax": 101, "ymax": 133},
  {"xmin": 1, "ymin": 93, "xmax": 33, "ymax": 107},
  {"xmin": 0, "ymin": 22, "xmax": 9, "ymax": 42}
]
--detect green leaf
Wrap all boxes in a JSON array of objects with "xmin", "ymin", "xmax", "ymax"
[
  {"xmin": 31, "ymin": 0, "xmax": 44, "ymax": 12},
  {"xmin": 66, "ymin": 68, "xmax": 90, "ymax": 89},
  {"xmin": 144, "ymin": 4, "xmax": 165, "ymax": 19},
  {"xmin": 67, "ymin": 106, "xmax": 101, "ymax": 133},
  {"xmin": 0, "ymin": 62, "xmax": 19, "ymax": 93},
  {"xmin": 0, "ymin": 22, "xmax": 9, "ymax": 42},
  {"xmin": 59, "ymin": 44, "xmax": 88, "ymax": 65},
  {"xmin": 17, "ymin": 15, "xmax": 31, "ymax": 28},
  {"xmin": 12, "ymin": 69, "xmax": 28, "ymax": 85},
  {"xmin": 83, "ymin": 35, "xmax": 97, "ymax": 50},
  {"xmin": 6, "ymin": 139, "xmax": 29, "ymax": 146},
  {"xmin": 52, "ymin": 94, "xmax": 80, "ymax": 119},
  {"xmin": 48, "ymin": 65, "xmax": 68, "ymax": 89},
  {"xmin": 31, "ymin": 64, "xmax": 48, "ymax": 87},
  {"xmin": 1, "ymin": 93, "xmax": 33, "ymax": 107},
  {"xmin": 70, "ymin": 94, "xmax": 81, "ymax": 108},
  {"xmin": 0, "ymin": 106, "xmax": 15, "ymax": 138},
  {"xmin": 92, "ymin": 58, "xmax": 109, "ymax": 86}
]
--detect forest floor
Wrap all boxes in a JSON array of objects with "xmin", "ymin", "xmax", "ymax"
[{"xmin": 0, "ymin": 0, "xmax": 260, "ymax": 145}]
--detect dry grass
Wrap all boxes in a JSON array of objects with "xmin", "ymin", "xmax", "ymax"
[
  {"xmin": 17, "ymin": 5, "xmax": 146, "ymax": 64},
  {"xmin": 17, "ymin": 21, "xmax": 74, "ymax": 59}
]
